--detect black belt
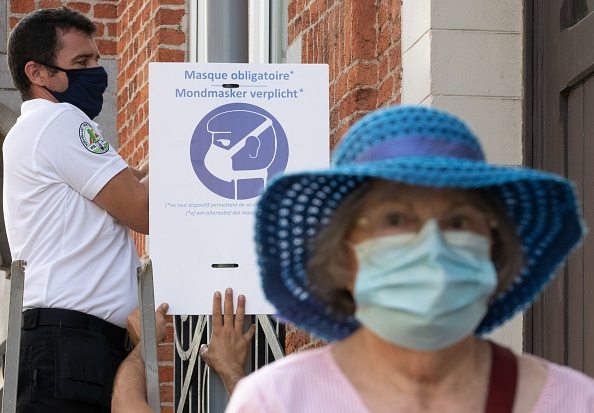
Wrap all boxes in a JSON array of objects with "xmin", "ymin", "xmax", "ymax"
[{"xmin": 22, "ymin": 308, "xmax": 131, "ymax": 349}]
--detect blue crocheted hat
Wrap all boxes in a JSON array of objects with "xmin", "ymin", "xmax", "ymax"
[{"xmin": 255, "ymin": 105, "xmax": 585, "ymax": 341}]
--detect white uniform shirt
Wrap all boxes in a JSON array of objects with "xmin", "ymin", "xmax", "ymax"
[{"xmin": 3, "ymin": 99, "xmax": 140, "ymax": 328}]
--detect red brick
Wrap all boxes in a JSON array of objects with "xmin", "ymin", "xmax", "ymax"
[
  {"xmin": 335, "ymin": 72, "xmax": 348, "ymax": 100},
  {"xmin": 11, "ymin": 0, "xmax": 34, "ymax": 13},
  {"xmin": 107, "ymin": 22, "xmax": 118, "ymax": 37},
  {"xmin": 159, "ymin": 384, "xmax": 173, "ymax": 403},
  {"xmin": 94, "ymin": 22, "xmax": 105, "ymax": 36},
  {"xmin": 353, "ymin": 87, "xmax": 378, "ymax": 111},
  {"xmin": 294, "ymin": 14, "xmax": 302, "ymax": 37},
  {"xmin": 156, "ymin": 8, "xmax": 185, "ymax": 25},
  {"xmin": 96, "ymin": 39, "xmax": 117, "ymax": 56},
  {"xmin": 302, "ymin": 7, "xmax": 310, "ymax": 30},
  {"xmin": 349, "ymin": 61, "xmax": 378, "ymax": 86},
  {"xmin": 329, "ymin": 106, "xmax": 339, "ymax": 131},
  {"xmin": 65, "ymin": 2, "xmax": 91, "ymax": 14},
  {"xmin": 38, "ymin": 1, "xmax": 62, "ymax": 9},
  {"xmin": 378, "ymin": 24, "xmax": 391, "ymax": 55},
  {"xmin": 377, "ymin": 75, "xmax": 394, "ymax": 106},
  {"xmin": 296, "ymin": 0, "xmax": 306, "ymax": 15},
  {"xmin": 160, "ymin": 0, "xmax": 185, "ymax": 5},
  {"xmin": 310, "ymin": 1, "xmax": 319, "ymax": 24},
  {"xmin": 391, "ymin": 0, "xmax": 401, "ymax": 21},
  {"xmin": 288, "ymin": 0, "xmax": 297, "ymax": 22},
  {"xmin": 378, "ymin": 1, "xmax": 390, "ymax": 28},
  {"xmin": 351, "ymin": 0, "xmax": 378, "ymax": 59},
  {"xmin": 158, "ymin": 28, "xmax": 186, "ymax": 46},
  {"xmin": 285, "ymin": 328, "xmax": 312, "ymax": 354},
  {"xmin": 378, "ymin": 55, "xmax": 389, "ymax": 79},
  {"xmin": 94, "ymin": 3, "xmax": 117, "ymax": 19},
  {"xmin": 338, "ymin": 92, "xmax": 356, "ymax": 119},
  {"xmin": 157, "ymin": 343, "xmax": 174, "ymax": 361},
  {"xmin": 158, "ymin": 364, "xmax": 174, "ymax": 383},
  {"xmin": 317, "ymin": 0, "xmax": 327, "ymax": 17},
  {"xmin": 333, "ymin": 124, "xmax": 350, "ymax": 148},
  {"xmin": 157, "ymin": 49, "xmax": 185, "ymax": 62},
  {"xmin": 288, "ymin": 20, "xmax": 295, "ymax": 45},
  {"xmin": 389, "ymin": 42, "xmax": 402, "ymax": 72}
]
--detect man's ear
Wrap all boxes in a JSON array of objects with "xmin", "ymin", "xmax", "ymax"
[{"xmin": 24, "ymin": 61, "xmax": 49, "ymax": 87}]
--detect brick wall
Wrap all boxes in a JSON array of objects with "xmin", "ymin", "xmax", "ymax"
[
  {"xmin": 290, "ymin": 0, "xmax": 401, "ymax": 149},
  {"xmin": 9, "ymin": 1, "xmax": 119, "ymax": 53},
  {"xmin": 116, "ymin": 1, "xmax": 187, "ymax": 410},
  {"xmin": 286, "ymin": 0, "xmax": 402, "ymax": 353},
  {"xmin": 117, "ymin": 0, "xmax": 187, "ymax": 261}
]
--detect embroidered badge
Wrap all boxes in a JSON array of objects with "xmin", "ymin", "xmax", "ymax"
[{"xmin": 79, "ymin": 122, "xmax": 110, "ymax": 154}]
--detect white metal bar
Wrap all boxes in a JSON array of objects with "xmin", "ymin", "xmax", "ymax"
[
  {"xmin": 256, "ymin": 315, "xmax": 284, "ymax": 360},
  {"xmin": 1, "ymin": 260, "xmax": 26, "ymax": 413},
  {"xmin": 269, "ymin": 0, "xmax": 281, "ymax": 63},
  {"xmin": 188, "ymin": 0, "xmax": 198, "ymax": 62},
  {"xmin": 137, "ymin": 260, "xmax": 161, "ymax": 412},
  {"xmin": 195, "ymin": 0, "xmax": 208, "ymax": 62},
  {"xmin": 175, "ymin": 316, "xmax": 206, "ymax": 413},
  {"xmin": 248, "ymin": 0, "xmax": 270, "ymax": 63}
]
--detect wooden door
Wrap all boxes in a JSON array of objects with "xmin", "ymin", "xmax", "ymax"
[{"xmin": 526, "ymin": 0, "xmax": 594, "ymax": 376}]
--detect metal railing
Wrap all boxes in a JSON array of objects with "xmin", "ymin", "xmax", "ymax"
[
  {"xmin": 174, "ymin": 314, "xmax": 285, "ymax": 413},
  {"xmin": 1, "ymin": 339, "xmax": 5, "ymax": 412}
]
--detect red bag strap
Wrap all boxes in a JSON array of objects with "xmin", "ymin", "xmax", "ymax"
[{"xmin": 485, "ymin": 341, "xmax": 518, "ymax": 413}]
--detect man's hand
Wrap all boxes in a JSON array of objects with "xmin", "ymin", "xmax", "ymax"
[
  {"xmin": 200, "ymin": 288, "xmax": 256, "ymax": 395},
  {"xmin": 127, "ymin": 302, "xmax": 169, "ymax": 346},
  {"xmin": 113, "ymin": 302, "xmax": 168, "ymax": 413}
]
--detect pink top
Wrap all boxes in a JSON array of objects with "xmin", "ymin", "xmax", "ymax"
[{"xmin": 226, "ymin": 345, "xmax": 594, "ymax": 412}]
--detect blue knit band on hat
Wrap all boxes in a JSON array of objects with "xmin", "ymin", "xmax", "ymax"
[{"xmin": 255, "ymin": 105, "xmax": 586, "ymax": 342}]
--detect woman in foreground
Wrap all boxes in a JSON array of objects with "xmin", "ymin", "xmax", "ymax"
[{"xmin": 226, "ymin": 105, "xmax": 594, "ymax": 412}]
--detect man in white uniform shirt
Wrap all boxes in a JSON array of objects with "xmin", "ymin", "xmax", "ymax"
[{"xmin": 4, "ymin": 7, "xmax": 148, "ymax": 412}]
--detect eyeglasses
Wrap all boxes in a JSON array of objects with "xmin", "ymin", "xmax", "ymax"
[{"xmin": 355, "ymin": 205, "xmax": 497, "ymax": 237}]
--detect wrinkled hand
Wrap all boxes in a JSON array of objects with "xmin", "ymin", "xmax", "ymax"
[
  {"xmin": 200, "ymin": 288, "xmax": 256, "ymax": 395},
  {"xmin": 127, "ymin": 302, "xmax": 169, "ymax": 346}
]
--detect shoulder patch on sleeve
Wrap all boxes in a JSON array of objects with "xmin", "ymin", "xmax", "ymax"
[{"xmin": 79, "ymin": 122, "xmax": 110, "ymax": 154}]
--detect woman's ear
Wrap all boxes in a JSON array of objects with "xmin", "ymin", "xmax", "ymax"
[{"xmin": 24, "ymin": 61, "xmax": 49, "ymax": 87}]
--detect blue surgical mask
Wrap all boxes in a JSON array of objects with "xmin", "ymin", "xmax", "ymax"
[
  {"xmin": 43, "ymin": 64, "xmax": 108, "ymax": 119},
  {"xmin": 353, "ymin": 219, "xmax": 497, "ymax": 351}
]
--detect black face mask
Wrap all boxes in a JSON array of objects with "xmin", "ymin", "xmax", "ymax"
[{"xmin": 42, "ymin": 63, "xmax": 108, "ymax": 119}]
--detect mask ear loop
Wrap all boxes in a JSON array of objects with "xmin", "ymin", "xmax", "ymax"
[{"xmin": 35, "ymin": 61, "xmax": 67, "ymax": 73}]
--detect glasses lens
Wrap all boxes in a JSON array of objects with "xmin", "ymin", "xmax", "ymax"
[{"xmin": 357, "ymin": 205, "xmax": 492, "ymax": 237}]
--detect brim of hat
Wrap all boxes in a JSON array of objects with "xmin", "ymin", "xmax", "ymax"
[{"xmin": 255, "ymin": 156, "xmax": 586, "ymax": 342}]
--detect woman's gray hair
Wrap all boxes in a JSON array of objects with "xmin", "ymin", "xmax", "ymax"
[{"xmin": 306, "ymin": 180, "xmax": 524, "ymax": 318}]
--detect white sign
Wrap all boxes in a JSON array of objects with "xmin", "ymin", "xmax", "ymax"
[{"xmin": 149, "ymin": 63, "xmax": 329, "ymax": 315}]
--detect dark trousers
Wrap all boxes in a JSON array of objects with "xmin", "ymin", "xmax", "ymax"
[{"xmin": 16, "ymin": 309, "xmax": 130, "ymax": 413}]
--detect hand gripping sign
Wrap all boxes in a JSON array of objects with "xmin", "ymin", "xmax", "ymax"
[{"xmin": 149, "ymin": 63, "xmax": 329, "ymax": 315}]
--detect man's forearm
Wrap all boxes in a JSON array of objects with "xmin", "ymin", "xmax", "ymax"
[{"xmin": 112, "ymin": 344, "xmax": 154, "ymax": 413}]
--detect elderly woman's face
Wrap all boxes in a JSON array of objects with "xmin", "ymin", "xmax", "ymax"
[
  {"xmin": 344, "ymin": 181, "xmax": 494, "ymax": 289},
  {"xmin": 343, "ymin": 181, "xmax": 500, "ymax": 350}
]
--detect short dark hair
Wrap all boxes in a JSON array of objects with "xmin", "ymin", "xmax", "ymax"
[{"xmin": 7, "ymin": 7, "xmax": 97, "ymax": 100}]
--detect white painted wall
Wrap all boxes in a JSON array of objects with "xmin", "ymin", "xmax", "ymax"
[{"xmin": 402, "ymin": 0, "xmax": 525, "ymax": 353}]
